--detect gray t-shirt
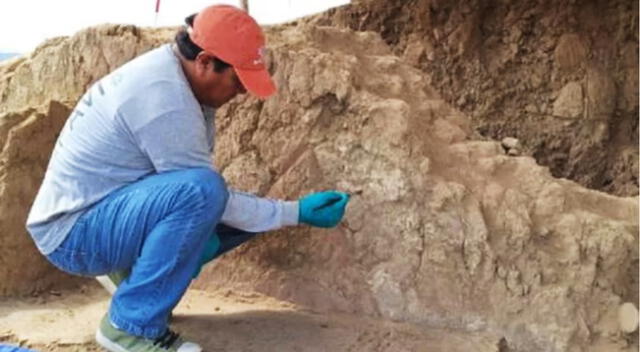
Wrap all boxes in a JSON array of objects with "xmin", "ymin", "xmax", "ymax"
[{"xmin": 27, "ymin": 44, "xmax": 298, "ymax": 255}]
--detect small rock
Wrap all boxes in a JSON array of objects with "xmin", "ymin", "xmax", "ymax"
[
  {"xmin": 426, "ymin": 50, "xmax": 435, "ymax": 61},
  {"xmin": 525, "ymin": 104, "xmax": 538, "ymax": 113},
  {"xmin": 433, "ymin": 28, "xmax": 443, "ymax": 41},
  {"xmin": 501, "ymin": 137, "xmax": 520, "ymax": 150},
  {"xmin": 507, "ymin": 148, "xmax": 521, "ymax": 156},
  {"xmin": 553, "ymin": 82, "xmax": 583, "ymax": 119},
  {"xmin": 537, "ymin": 227, "xmax": 550, "ymax": 238},
  {"xmin": 554, "ymin": 33, "xmax": 588, "ymax": 69},
  {"xmin": 618, "ymin": 302, "xmax": 639, "ymax": 333},
  {"xmin": 497, "ymin": 266, "xmax": 507, "ymax": 279}
]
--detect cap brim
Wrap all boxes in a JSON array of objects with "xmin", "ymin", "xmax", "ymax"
[{"xmin": 234, "ymin": 67, "xmax": 276, "ymax": 99}]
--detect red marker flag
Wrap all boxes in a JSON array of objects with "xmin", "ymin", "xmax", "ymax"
[{"xmin": 154, "ymin": 0, "xmax": 161, "ymax": 25}]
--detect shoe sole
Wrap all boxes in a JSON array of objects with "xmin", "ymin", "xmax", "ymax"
[
  {"xmin": 96, "ymin": 328, "xmax": 128, "ymax": 352},
  {"xmin": 97, "ymin": 327, "xmax": 203, "ymax": 352}
]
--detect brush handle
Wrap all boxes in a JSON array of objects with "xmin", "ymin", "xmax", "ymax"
[{"xmin": 312, "ymin": 197, "xmax": 343, "ymax": 211}]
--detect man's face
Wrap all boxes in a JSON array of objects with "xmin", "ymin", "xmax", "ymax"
[{"xmin": 192, "ymin": 53, "xmax": 247, "ymax": 108}]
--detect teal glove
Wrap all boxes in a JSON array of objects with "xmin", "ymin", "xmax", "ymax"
[{"xmin": 299, "ymin": 191, "xmax": 350, "ymax": 228}]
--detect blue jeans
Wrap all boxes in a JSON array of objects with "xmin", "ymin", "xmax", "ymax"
[
  {"xmin": 0, "ymin": 344, "xmax": 37, "ymax": 352},
  {"xmin": 46, "ymin": 168, "xmax": 257, "ymax": 339}
]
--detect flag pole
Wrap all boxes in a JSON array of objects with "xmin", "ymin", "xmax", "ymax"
[{"xmin": 154, "ymin": 0, "xmax": 161, "ymax": 26}]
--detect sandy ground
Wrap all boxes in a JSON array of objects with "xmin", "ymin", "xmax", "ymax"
[{"xmin": 0, "ymin": 282, "xmax": 501, "ymax": 352}]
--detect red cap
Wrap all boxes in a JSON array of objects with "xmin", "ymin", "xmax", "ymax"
[{"xmin": 190, "ymin": 5, "xmax": 276, "ymax": 98}]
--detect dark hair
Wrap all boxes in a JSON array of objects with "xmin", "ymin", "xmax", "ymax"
[{"xmin": 175, "ymin": 13, "xmax": 231, "ymax": 73}]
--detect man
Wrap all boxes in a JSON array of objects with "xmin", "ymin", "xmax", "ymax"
[{"xmin": 26, "ymin": 5, "xmax": 349, "ymax": 352}]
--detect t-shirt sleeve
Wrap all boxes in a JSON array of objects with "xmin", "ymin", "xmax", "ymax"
[
  {"xmin": 223, "ymin": 190, "xmax": 300, "ymax": 232},
  {"xmin": 118, "ymin": 81, "xmax": 298, "ymax": 231}
]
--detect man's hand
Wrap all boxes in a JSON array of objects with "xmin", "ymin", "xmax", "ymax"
[{"xmin": 299, "ymin": 191, "xmax": 350, "ymax": 228}]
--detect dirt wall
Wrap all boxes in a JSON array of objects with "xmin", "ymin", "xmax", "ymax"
[
  {"xmin": 0, "ymin": 16, "xmax": 637, "ymax": 352},
  {"xmin": 195, "ymin": 24, "xmax": 637, "ymax": 352},
  {"xmin": 313, "ymin": 0, "xmax": 639, "ymax": 197}
]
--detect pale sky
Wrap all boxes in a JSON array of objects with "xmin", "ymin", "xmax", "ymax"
[{"xmin": 0, "ymin": 0, "xmax": 350, "ymax": 53}]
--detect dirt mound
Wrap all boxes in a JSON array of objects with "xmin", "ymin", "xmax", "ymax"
[
  {"xmin": 0, "ymin": 18, "xmax": 637, "ymax": 352},
  {"xmin": 312, "ymin": 0, "xmax": 639, "ymax": 197}
]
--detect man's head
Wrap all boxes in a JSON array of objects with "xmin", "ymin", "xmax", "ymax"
[{"xmin": 175, "ymin": 5, "xmax": 275, "ymax": 108}]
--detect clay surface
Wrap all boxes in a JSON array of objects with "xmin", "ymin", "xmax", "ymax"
[{"xmin": 0, "ymin": 6, "xmax": 637, "ymax": 352}]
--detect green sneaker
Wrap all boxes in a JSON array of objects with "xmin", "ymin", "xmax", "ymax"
[
  {"xmin": 95, "ymin": 314, "xmax": 201, "ymax": 352},
  {"xmin": 96, "ymin": 269, "xmax": 176, "ymax": 322},
  {"xmin": 96, "ymin": 269, "xmax": 130, "ymax": 295}
]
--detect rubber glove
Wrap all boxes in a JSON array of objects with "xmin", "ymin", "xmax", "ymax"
[{"xmin": 299, "ymin": 191, "xmax": 350, "ymax": 228}]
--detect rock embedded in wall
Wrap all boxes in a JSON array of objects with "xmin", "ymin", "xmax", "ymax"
[
  {"xmin": 552, "ymin": 81, "xmax": 583, "ymax": 119},
  {"xmin": 554, "ymin": 33, "xmax": 588, "ymax": 70}
]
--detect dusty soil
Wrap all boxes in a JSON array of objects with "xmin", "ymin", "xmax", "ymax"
[
  {"xmin": 313, "ymin": 0, "xmax": 639, "ymax": 197},
  {"xmin": 0, "ymin": 282, "xmax": 500, "ymax": 352}
]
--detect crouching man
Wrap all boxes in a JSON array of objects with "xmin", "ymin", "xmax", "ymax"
[{"xmin": 26, "ymin": 5, "xmax": 349, "ymax": 352}]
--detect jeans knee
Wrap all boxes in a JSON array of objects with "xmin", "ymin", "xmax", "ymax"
[{"xmin": 181, "ymin": 168, "xmax": 228, "ymax": 214}]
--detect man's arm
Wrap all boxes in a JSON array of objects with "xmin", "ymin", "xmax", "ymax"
[
  {"xmin": 129, "ymin": 101, "xmax": 298, "ymax": 232},
  {"xmin": 222, "ymin": 190, "xmax": 299, "ymax": 232},
  {"xmin": 128, "ymin": 87, "xmax": 346, "ymax": 232}
]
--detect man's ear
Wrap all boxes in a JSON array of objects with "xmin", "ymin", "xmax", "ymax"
[{"xmin": 194, "ymin": 52, "xmax": 213, "ymax": 72}]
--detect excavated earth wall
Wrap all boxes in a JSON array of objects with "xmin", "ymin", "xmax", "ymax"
[
  {"xmin": 199, "ymin": 24, "xmax": 638, "ymax": 352},
  {"xmin": 314, "ymin": 0, "xmax": 639, "ymax": 197},
  {"xmin": 0, "ymin": 18, "xmax": 637, "ymax": 352}
]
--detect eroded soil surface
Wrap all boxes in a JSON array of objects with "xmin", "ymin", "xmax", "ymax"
[{"xmin": 0, "ymin": 282, "xmax": 501, "ymax": 352}]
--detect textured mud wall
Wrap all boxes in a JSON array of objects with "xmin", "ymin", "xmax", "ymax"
[
  {"xmin": 196, "ymin": 25, "xmax": 638, "ymax": 352},
  {"xmin": 0, "ymin": 103, "xmax": 73, "ymax": 295},
  {"xmin": 313, "ymin": 0, "xmax": 639, "ymax": 197},
  {"xmin": 0, "ymin": 19, "xmax": 637, "ymax": 352}
]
